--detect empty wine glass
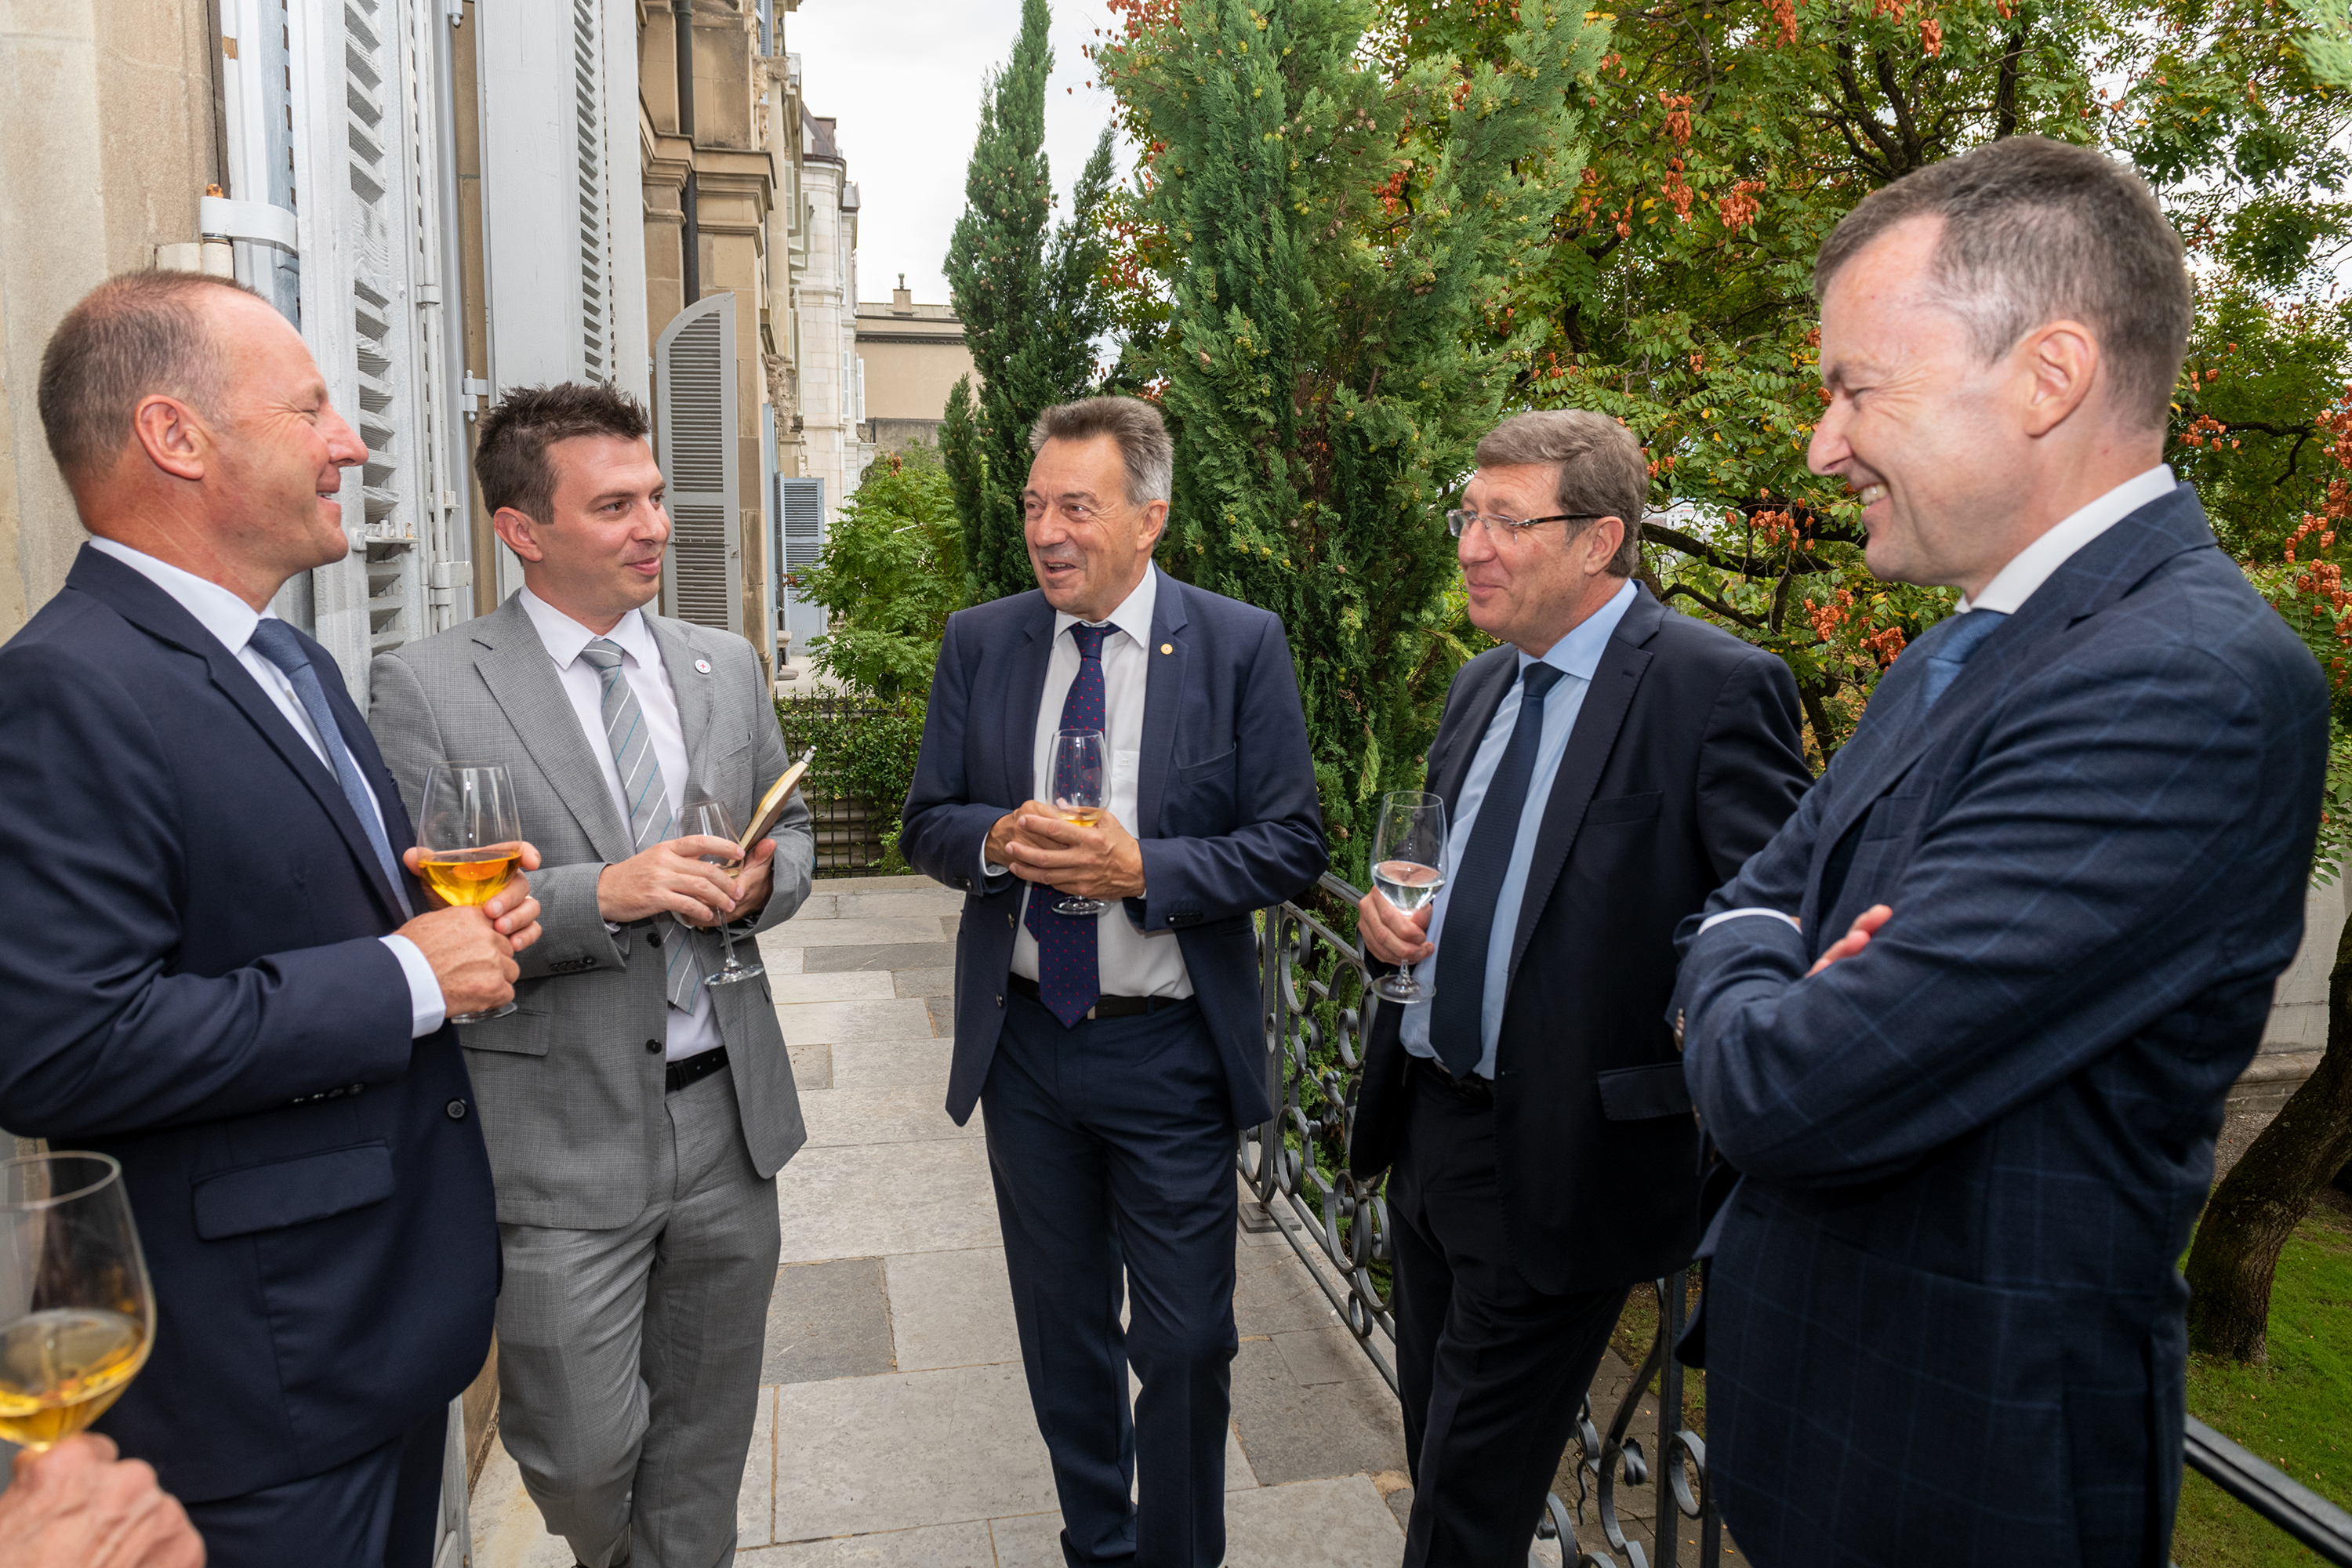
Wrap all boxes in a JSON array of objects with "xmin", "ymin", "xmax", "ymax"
[
  {"xmin": 1370, "ymin": 790, "xmax": 1449, "ymax": 1003},
  {"xmin": 1049, "ymin": 728, "xmax": 1109, "ymax": 917},
  {"xmin": 682, "ymin": 793, "xmax": 766, "ymax": 987},
  {"xmin": 0, "ymin": 1152, "xmax": 154, "ymax": 1451},
  {"xmin": 416, "ymin": 762, "xmax": 522, "ymax": 1022}
]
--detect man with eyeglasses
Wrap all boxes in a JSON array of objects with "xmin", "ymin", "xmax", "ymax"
[{"xmin": 1348, "ymin": 408, "xmax": 1811, "ymax": 1566}]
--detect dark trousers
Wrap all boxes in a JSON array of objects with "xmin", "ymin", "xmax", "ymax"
[
  {"xmin": 1391, "ymin": 1062, "xmax": 1631, "ymax": 1568},
  {"xmin": 982, "ymin": 988, "xmax": 1238, "ymax": 1568},
  {"xmin": 183, "ymin": 1403, "xmax": 447, "ymax": 1568}
]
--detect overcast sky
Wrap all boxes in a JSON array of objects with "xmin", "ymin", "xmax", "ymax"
[{"xmin": 784, "ymin": 0, "xmax": 1131, "ymax": 307}]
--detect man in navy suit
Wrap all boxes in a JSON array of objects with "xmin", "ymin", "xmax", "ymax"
[
  {"xmin": 1671, "ymin": 137, "xmax": 2328, "ymax": 1566},
  {"xmin": 0, "ymin": 273, "xmax": 536, "ymax": 1566},
  {"xmin": 902, "ymin": 397, "xmax": 1327, "ymax": 1566}
]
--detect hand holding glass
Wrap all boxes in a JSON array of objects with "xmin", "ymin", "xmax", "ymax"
[
  {"xmin": 416, "ymin": 762, "xmax": 522, "ymax": 1021},
  {"xmin": 1048, "ymin": 728, "xmax": 1109, "ymax": 917},
  {"xmin": 682, "ymin": 795, "xmax": 765, "ymax": 987},
  {"xmin": 1370, "ymin": 790, "xmax": 1449, "ymax": 1004},
  {"xmin": 0, "ymin": 1152, "xmax": 154, "ymax": 1451}
]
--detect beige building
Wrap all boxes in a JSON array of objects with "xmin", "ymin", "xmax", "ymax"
[{"xmin": 856, "ymin": 278, "xmax": 974, "ymax": 455}]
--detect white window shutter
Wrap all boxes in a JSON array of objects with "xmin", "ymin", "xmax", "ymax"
[
  {"xmin": 571, "ymin": 0, "xmax": 616, "ymax": 382},
  {"xmin": 777, "ymin": 476, "xmax": 826, "ymax": 644},
  {"xmin": 657, "ymin": 292, "xmax": 742, "ymax": 637}
]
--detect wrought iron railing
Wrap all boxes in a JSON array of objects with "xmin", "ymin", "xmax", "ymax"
[{"xmin": 1242, "ymin": 871, "xmax": 2352, "ymax": 1568}]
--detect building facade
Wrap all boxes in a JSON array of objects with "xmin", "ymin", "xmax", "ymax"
[{"xmin": 855, "ymin": 278, "xmax": 974, "ymax": 455}]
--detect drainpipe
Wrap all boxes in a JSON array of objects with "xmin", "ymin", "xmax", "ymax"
[{"xmin": 677, "ymin": 1, "xmax": 699, "ymax": 306}]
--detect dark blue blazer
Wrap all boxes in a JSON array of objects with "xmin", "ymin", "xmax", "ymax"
[
  {"xmin": 1669, "ymin": 488, "xmax": 2327, "ymax": 1567},
  {"xmin": 901, "ymin": 569, "xmax": 1328, "ymax": 1127},
  {"xmin": 0, "ymin": 546, "xmax": 498, "ymax": 1503}
]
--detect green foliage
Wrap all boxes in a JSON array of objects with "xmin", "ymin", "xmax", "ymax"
[
  {"xmin": 2174, "ymin": 284, "xmax": 2352, "ymax": 562},
  {"xmin": 942, "ymin": 0, "xmax": 1122, "ymax": 606},
  {"xmin": 2175, "ymin": 1202, "xmax": 2352, "ymax": 1565},
  {"xmin": 774, "ymin": 693, "xmax": 930, "ymax": 866},
  {"xmin": 792, "ymin": 447, "xmax": 963, "ymax": 701},
  {"xmin": 1096, "ymin": 0, "xmax": 1603, "ymax": 872}
]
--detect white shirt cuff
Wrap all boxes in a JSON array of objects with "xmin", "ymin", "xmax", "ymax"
[
  {"xmin": 982, "ymin": 845, "xmax": 1008, "ymax": 879},
  {"xmin": 380, "ymin": 935, "xmax": 448, "ymax": 1037},
  {"xmin": 1698, "ymin": 907, "xmax": 1802, "ymax": 937}
]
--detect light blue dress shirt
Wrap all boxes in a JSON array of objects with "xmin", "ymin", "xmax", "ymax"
[{"xmin": 1400, "ymin": 578, "xmax": 1639, "ymax": 1079}]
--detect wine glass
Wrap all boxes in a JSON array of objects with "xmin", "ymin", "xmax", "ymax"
[
  {"xmin": 682, "ymin": 793, "xmax": 765, "ymax": 987},
  {"xmin": 0, "ymin": 1152, "xmax": 155, "ymax": 1451},
  {"xmin": 416, "ymin": 763, "xmax": 523, "ymax": 1022},
  {"xmin": 1370, "ymin": 790, "xmax": 1449, "ymax": 1003},
  {"xmin": 1048, "ymin": 728, "xmax": 1109, "ymax": 917}
]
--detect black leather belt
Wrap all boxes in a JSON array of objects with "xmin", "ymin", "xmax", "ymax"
[
  {"xmin": 1417, "ymin": 1054, "xmax": 1494, "ymax": 1105},
  {"xmin": 1008, "ymin": 974, "xmax": 1187, "ymax": 1021},
  {"xmin": 666, "ymin": 1046, "xmax": 729, "ymax": 1093}
]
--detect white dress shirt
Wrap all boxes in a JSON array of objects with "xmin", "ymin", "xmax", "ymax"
[
  {"xmin": 991, "ymin": 565, "xmax": 1194, "ymax": 998},
  {"xmin": 1698, "ymin": 463, "xmax": 2180, "ymax": 941},
  {"xmin": 1400, "ymin": 578, "xmax": 1638, "ymax": 1077},
  {"xmin": 87, "ymin": 537, "xmax": 445, "ymax": 1036},
  {"xmin": 517, "ymin": 587, "xmax": 722, "ymax": 1062}
]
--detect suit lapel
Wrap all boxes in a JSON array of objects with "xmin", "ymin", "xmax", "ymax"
[
  {"xmin": 1007, "ymin": 597, "xmax": 1057, "ymax": 805},
  {"xmin": 646, "ymin": 615, "xmax": 714, "ymax": 790},
  {"xmin": 470, "ymin": 597, "xmax": 635, "ymax": 863},
  {"xmin": 1136, "ymin": 569, "xmax": 1189, "ymax": 836}
]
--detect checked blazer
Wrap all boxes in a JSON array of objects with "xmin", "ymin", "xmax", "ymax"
[{"xmin": 1669, "ymin": 485, "xmax": 2329, "ymax": 1568}]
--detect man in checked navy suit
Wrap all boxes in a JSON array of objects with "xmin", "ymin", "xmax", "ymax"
[
  {"xmin": 0, "ymin": 274, "xmax": 534, "ymax": 1566},
  {"xmin": 901, "ymin": 396, "xmax": 1327, "ymax": 1566},
  {"xmin": 1671, "ymin": 138, "xmax": 2328, "ymax": 1566}
]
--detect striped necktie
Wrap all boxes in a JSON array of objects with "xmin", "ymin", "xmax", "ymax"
[{"xmin": 579, "ymin": 637, "xmax": 703, "ymax": 1013}]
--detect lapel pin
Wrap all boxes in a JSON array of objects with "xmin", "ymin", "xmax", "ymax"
[
  {"xmin": 694, "ymin": 659, "xmax": 712, "ymax": 674},
  {"xmin": 1160, "ymin": 643, "xmax": 1173, "ymax": 655}
]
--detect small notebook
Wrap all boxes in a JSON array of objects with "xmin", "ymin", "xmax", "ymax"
[{"xmin": 740, "ymin": 750, "xmax": 815, "ymax": 854}]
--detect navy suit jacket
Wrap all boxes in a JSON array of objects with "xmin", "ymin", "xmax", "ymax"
[
  {"xmin": 1670, "ymin": 488, "xmax": 2327, "ymax": 1567},
  {"xmin": 0, "ymin": 546, "xmax": 498, "ymax": 1503},
  {"xmin": 901, "ymin": 570, "xmax": 1328, "ymax": 1128},
  {"xmin": 1348, "ymin": 585, "xmax": 1811, "ymax": 1294}
]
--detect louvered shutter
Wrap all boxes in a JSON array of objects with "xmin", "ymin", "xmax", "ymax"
[
  {"xmin": 571, "ymin": 0, "xmax": 617, "ymax": 382},
  {"xmin": 657, "ymin": 292, "xmax": 742, "ymax": 636},
  {"xmin": 777, "ymin": 477, "xmax": 826, "ymax": 644}
]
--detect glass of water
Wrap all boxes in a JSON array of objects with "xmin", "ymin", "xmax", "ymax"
[{"xmin": 1370, "ymin": 789, "xmax": 1448, "ymax": 1003}]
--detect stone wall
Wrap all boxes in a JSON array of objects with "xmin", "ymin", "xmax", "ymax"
[{"xmin": 2234, "ymin": 878, "xmax": 2344, "ymax": 1114}]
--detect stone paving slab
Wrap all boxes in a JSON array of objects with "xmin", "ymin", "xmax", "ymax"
[
  {"xmin": 830, "ymin": 892, "xmax": 967, "ymax": 922},
  {"xmin": 797, "ymin": 941, "xmax": 960, "ymax": 975},
  {"xmin": 775, "ymin": 1140, "xmax": 1002, "ymax": 1263},
  {"xmin": 885, "ymin": 1246, "xmax": 1021, "ymax": 1372},
  {"xmin": 826, "ymin": 1039, "xmax": 956, "ymax": 1091},
  {"xmin": 765, "ymin": 1258, "xmax": 895, "ymax": 1384},
  {"xmin": 798, "ymin": 1083, "xmax": 979, "ymax": 1149},
  {"xmin": 774, "ymin": 1363, "xmax": 1062, "ymax": 1538},
  {"xmin": 788, "ymin": 1042, "xmax": 832, "ymax": 1091},
  {"xmin": 737, "ymin": 1523, "xmax": 997, "ymax": 1566},
  {"xmin": 985, "ymin": 1476, "xmax": 1403, "ymax": 1566},
  {"xmin": 768, "ymin": 971, "xmax": 898, "ymax": 1005},
  {"xmin": 891, "ymin": 965, "xmax": 956, "ymax": 999},
  {"xmin": 778, "ymin": 917, "xmax": 961, "ymax": 949},
  {"xmin": 775, "ymin": 997, "xmax": 939, "ymax": 1045}
]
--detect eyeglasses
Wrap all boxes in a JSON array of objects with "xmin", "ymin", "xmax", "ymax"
[{"xmin": 1444, "ymin": 508, "xmax": 1611, "ymax": 542}]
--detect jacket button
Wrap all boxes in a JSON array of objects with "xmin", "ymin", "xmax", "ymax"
[
  {"xmin": 648, "ymin": 930, "xmax": 664, "ymax": 948},
  {"xmin": 1007, "ymin": 912, "xmax": 1015, "ymax": 929},
  {"xmin": 445, "ymin": 1099, "xmax": 467, "ymax": 1120},
  {"xmin": 645, "ymin": 1038, "xmax": 662, "ymax": 1054},
  {"xmin": 995, "ymin": 994, "xmax": 1004, "ymax": 1008}
]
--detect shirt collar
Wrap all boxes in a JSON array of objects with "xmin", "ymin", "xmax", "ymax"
[
  {"xmin": 1052, "ymin": 562, "xmax": 1160, "ymax": 648},
  {"xmin": 1518, "ymin": 577, "xmax": 1639, "ymax": 683},
  {"xmin": 1960, "ymin": 465, "xmax": 2176, "ymax": 616},
  {"xmin": 87, "ymin": 536, "xmax": 269, "ymax": 658},
  {"xmin": 517, "ymin": 586, "xmax": 659, "ymax": 671}
]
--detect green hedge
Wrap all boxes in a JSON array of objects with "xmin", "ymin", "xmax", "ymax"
[{"xmin": 775, "ymin": 693, "xmax": 928, "ymax": 872}]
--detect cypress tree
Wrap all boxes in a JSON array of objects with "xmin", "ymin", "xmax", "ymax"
[
  {"xmin": 1098, "ymin": 0, "xmax": 1602, "ymax": 869},
  {"xmin": 942, "ymin": 0, "xmax": 1120, "ymax": 605}
]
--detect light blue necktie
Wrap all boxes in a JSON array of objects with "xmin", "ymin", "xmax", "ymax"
[
  {"xmin": 247, "ymin": 618, "xmax": 414, "ymax": 918},
  {"xmin": 1921, "ymin": 610, "xmax": 2009, "ymax": 710}
]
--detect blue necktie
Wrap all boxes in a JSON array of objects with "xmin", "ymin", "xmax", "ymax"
[
  {"xmin": 1027, "ymin": 624, "xmax": 1109, "ymax": 1028},
  {"xmin": 1429, "ymin": 662, "xmax": 1563, "ymax": 1077},
  {"xmin": 1921, "ymin": 610, "xmax": 2009, "ymax": 710},
  {"xmin": 248, "ymin": 619, "xmax": 414, "ymax": 919}
]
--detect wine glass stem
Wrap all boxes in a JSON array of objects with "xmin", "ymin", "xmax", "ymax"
[{"xmin": 718, "ymin": 920, "xmax": 740, "ymax": 971}]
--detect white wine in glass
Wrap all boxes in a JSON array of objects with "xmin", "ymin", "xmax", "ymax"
[
  {"xmin": 1371, "ymin": 789, "xmax": 1449, "ymax": 1004},
  {"xmin": 1048, "ymin": 728, "xmax": 1109, "ymax": 916},
  {"xmin": 417, "ymin": 762, "xmax": 522, "ymax": 1022},
  {"xmin": 0, "ymin": 1152, "xmax": 155, "ymax": 1451}
]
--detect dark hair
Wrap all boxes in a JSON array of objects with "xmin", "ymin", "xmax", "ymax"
[
  {"xmin": 1813, "ymin": 136, "xmax": 2190, "ymax": 431},
  {"xmin": 1029, "ymin": 396, "xmax": 1173, "ymax": 506},
  {"xmin": 1474, "ymin": 408, "xmax": 1649, "ymax": 576},
  {"xmin": 37, "ymin": 271, "xmax": 260, "ymax": 487},
  {"xmin": 474, "ymin": 382, "xmax": 651, "ymax": 524}
]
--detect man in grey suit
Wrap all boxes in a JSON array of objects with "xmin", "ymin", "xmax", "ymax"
[{"xmin": 369, "ymin": 383, "xmax": 814, "ymax": 1568}]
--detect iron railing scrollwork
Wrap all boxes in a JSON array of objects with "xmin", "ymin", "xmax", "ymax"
[{"xmin": 1240, "ymin": 873, "xmax": 2352, "ymax": 1568}]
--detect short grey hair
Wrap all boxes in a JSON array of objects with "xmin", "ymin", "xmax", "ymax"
[
  {"xmin": 38, "ymin": 270, "xmax": 256, "ymax": 486},
  {"xmin": 1813, "ymin": 136, "xmax": 2190, "ymax": 432},
  {"xmin": 1473, "ymin": 408, "xmax": 1648, "ymax": 576},
  {"xmin": 1029, "ymin": 396, "xmax": 1173, "ymax": 506}
]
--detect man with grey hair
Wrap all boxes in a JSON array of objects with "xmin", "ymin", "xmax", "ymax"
[
  {"xmin": 1671, "ymin": 136, "xmax": 2326, "ymax": 1564},
  {"xmin": 1348, "ymin": 406, "xmax": 1809, "ymax": 1563},
  {"xmin": 902, "ymin": 395, "xmax": 1327, "ymax": 1566}
]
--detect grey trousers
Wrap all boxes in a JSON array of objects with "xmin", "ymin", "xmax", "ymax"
[{"xmin": 493, "ymin": 1065, "xmax": 782, "ymax": 1568}]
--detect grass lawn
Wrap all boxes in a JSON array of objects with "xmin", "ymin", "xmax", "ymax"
[{"xmin": 2173, "ymin": 1196, "xmax": 2352, "ymax": 1566}]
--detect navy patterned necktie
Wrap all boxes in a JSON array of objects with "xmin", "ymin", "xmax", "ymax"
[
  {"xmin": 1428, "ymin": 662, "xmax": 1564, "ymax": 1077},
  {"xmin": 1027, "ymin": 623, "xmax": 1109, "ymax": 1027},
  {"xmin": 1922, "ymin": 610, "xmax": 2009, "ymax": 710},
  {"xmin": 247, "ymin": 619, "xmax": 414, "ymax": 919}
]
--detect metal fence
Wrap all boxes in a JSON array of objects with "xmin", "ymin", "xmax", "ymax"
[{"xmin": 1242, "ymin": 871, "xmax": 2352, "ymax": 1568}]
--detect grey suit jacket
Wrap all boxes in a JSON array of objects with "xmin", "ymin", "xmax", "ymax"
[{"xmin": 368, "ymin": 592, "xmax": 813, "ymax": 1229}]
